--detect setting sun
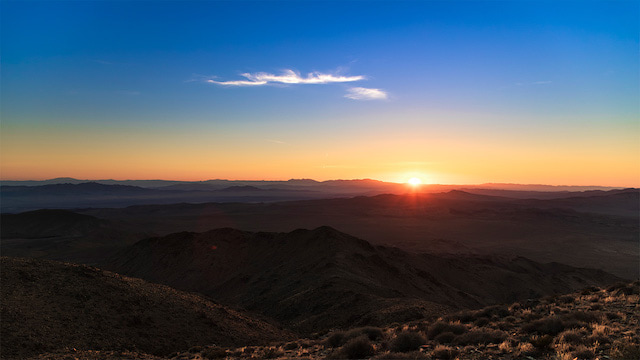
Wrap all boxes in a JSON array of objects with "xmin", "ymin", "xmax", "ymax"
[{"xmin": 408, "ymin": 177, "xmax": 422, "ymax": 186}]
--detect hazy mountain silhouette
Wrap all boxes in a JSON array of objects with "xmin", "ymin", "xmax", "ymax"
[
  {"xmin": 1, "ymin": 209, "xmax": 146, "ymax": 265},
  {"xmin": 72, "ymin": 189, "xmax": 639, "ymax": 279},
  {"xmin": 104, "ymin": 226, "xmax": 621, "ymax": 334}
]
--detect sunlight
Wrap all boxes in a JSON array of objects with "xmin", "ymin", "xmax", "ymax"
[{"xmin": 407, "ymin": 177, "xmax": 422, "ymax": 186}]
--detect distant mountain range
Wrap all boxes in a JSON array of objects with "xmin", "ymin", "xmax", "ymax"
[
  {"xmin": 1, "ymin": 178, "xmax": 633, "ymax": 213},
  {"xmin": 3, "ymin": 189, "xmax": 637, "ymax": 279}
]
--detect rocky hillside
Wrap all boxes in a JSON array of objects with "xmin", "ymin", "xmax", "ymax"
[
  {"xmin": 104, "ymin": 226, "xmax": 622, "ymax": 334},
  {"xmin": 0, "ymin": 257, "xmax": 292, "ymax": 359}
]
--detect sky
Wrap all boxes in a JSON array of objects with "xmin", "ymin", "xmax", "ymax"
[{"xmin": 1, "ymin": 0, "xmax": 638, "ymax": 186}]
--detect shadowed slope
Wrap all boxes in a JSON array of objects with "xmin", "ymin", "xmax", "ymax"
[
  {"xmin": 105, "ymin": 226, "xmax": 622, "ymax": 334},
  {"xmin": 0, "ymin": 257, "xmax": 292, "ymax": 359}
]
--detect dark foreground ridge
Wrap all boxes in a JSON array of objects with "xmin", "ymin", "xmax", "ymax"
[
  {"xmin": 104, "ymin": 226, "xmax": 623, "ymax": 334},
  {"xmin": 12, "ymin": 279, "xmax": 639, "ymax": 359},
  {"xmin": 0, "ymin": 257, "xmax": 292, "ymax": 359}
]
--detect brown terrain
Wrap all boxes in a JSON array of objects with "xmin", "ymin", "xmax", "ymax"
[
  {"xmin": 0, "ymin": 257, "xmax": 292, "ymax": 359},
  {"xmin": 0, "ymin": 185, "xmax": 637, "ymax": 359},
  {"xmin": 76, "ymin": 189, "xmax": 638, "ymax": 279},
  {"xmin": 102, "ymin": 226, "xmax": 621, "ymax": 335}
]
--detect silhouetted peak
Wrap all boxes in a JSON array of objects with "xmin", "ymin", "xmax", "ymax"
[{"xmin": 219, "ymin": 185, "xmax": 263, "ymax": 192}]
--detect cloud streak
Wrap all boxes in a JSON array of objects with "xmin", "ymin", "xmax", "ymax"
[
  {"xmin": 207, "ymin": 69, "xmax": 364, "ymax": 86},
  {"xmin": 344, "ymin": 87, "xmax": 388, "ymax": 100}
]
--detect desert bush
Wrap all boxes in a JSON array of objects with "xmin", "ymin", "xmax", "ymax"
[
  {"xmin": 605, "ymin": 311, "xmax": 622, "ymax": 321},
  {"xmin": 427, "ymin": 321, "xmax": 466, "ymax": 339},
  {"xmin": 283, "ymin": 341, "xmax": 298, "ymax": 350},
  {"xmin": 476, "ymin": 304, "xmax": 510, "ymax": 318},
  {"xmin": 434, "ymin": 331, "xmax": 455, "ymax": 344},
  {"xmin": 563, "ymin": 310, "xmax": 601, "ymax": 324},
  {"xmin": 447, "ymin": 309, "xmax": 475, "ymax": 323},
  {"xmin": 432, "ymin": 345, "xmax": 458, "ymax": 360},
  {"xmin": 202, "ymin": 347, "xmax": 227, "ymax": 359},
  {"xmin": 571, "ymin": 345, "xmax": 595, "ymax": 359},
  {"xmin": 529, "ymin": 334, "xmax": 554, "ymax": 351},
  {"xmin": 508, "ymin": 302, "xmax": 521, "ymax": 312},
  {"xmin": 262, "ymin": 347, "xmax": 284, "ymax": 359},
  {"xmin": 373, "ymin": 351, "xmax": 428, "ymax": 359},
  {"xmin": 498, "ymin": 340, "xmax": 512, "ymax": 353},
  {"xmin": 516, "ymin": 342, "xmax": 539, "ymax": 357},
  {"xmin": 495, "ymin": 320, "xmax": 513, "ymax": 331},
  {"xmin": 345, "ymin": 326, "xmax": 384, "ymax": 341},
  {"xmin": 453, "ymin": 329, "xmax": 507, "ymax": 345},
  {"xmin": 607, "ymin": 282, "xmax": 639, "ymax": 295},
  {"xmin": 390, "ymin": 331, "xmax": 425, "ymax": 353},
  {"xmin": 580, "ymin": 286, "xmax": 600, "ymax": 295},
  {"xmin": 522, "ymin": 316, "xmax": 566, "ymax": 335},
  {"xmin": 610, "ymin": 342, "xmax": 640, "ymax": 360},
  {"xmin": 557, "ymin": 295, "xmax": 575, "ymax": 304},
  {"xmin": 339, "ymin": 335, "xmax": 375, "ymax": 359},
  {"xmin": 325, "ymin": 331, "xmax": 346, "ymax": 347},
  {"xmin": 473, "ymin": 317, "xmax": 490, "ymax": 327},
  {"xmin": 557, "ymin": 329, "xmax": 587, "ymax": 345}
]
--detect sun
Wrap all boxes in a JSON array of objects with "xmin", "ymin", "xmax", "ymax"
[{"xmin": 407, "ymin": 177, "xmax": 422, "ymax": 186}]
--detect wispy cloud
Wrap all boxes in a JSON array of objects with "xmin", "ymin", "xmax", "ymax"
[
  {"xmin": 207, "ymin": 69, "xmax": 364, "ymax": 86},
  {"xmin": 344, "ymin": 87, "xmax": 388, "ymax": 100}
]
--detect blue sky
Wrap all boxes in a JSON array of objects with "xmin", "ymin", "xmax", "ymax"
[{"xmin": 1, "ymin": 1, "xmax": 638, "ymax": 185}]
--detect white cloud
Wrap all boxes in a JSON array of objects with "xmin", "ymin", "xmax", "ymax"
[
  {"xmin": 344, "ymin": 87, "xmax": 388, "ymax": 100},
  {"xmin": 207, "ymin": 69, "xmax": 364, "ymax": 86}
]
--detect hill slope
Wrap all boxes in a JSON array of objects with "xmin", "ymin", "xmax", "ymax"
[
  {"xmin": 104, "ymin": 227, "xmax": 621, "ymax": 334},
  {"xmin": 0, "ymin": 257, "xmax": 292, "ymax": 359}
]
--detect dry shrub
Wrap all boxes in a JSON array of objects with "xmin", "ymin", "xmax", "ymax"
[
  {"xmin": 605, "ymin": 311, "xmax": 622, "ymax": 321},
  {"xmin": 530, "ymin": 334, "xmax": 554, "ymax": 351},
  {"xmin": 427, "ymin": 321, "xmax": 466, "ymax": 339},
  {"xmin": 262, "ymin": 347, "xmax": 284, "ymax": 359},
  {"xmin": 453, "ymin": 329, "xmax": 507, "ymax": 345},
  {"xmin": 571, "ymin": 345, "xmax": 595, "ymax": 359},
  {"xmin": 610, "ymin": 342, "xmax": 640, "ymax": 360},
  {"xmin": 476, "ymin": 305, "xmax": 510, "ymax": 319},
  {"xmin": 563, "ymin": 310, "xmax": 601, "ymax": 324},
  {"xmin": 516, "ymin": 342, "xmax": 538, "ymax": 357},
  {"xmin": 473, "ymin": 317, "xmax": 490, "ymax": 327},
  {"xmin": 345, "ymin": 327, "xmax": 385, "ymax": 342},
  {"xmin": 283, "ymin": 341, "xmax": 298, "ymax": 350},
  {"xmin": 522, "ymin": 316, "xmax": 566, "ymax": 335},
  {"xmin": 498, "ymin": 341, "xmax": 512, "ymax": 353},
  {"xmin": 390, "ymin": 331, "xmax": 425, "ymax": 353},
  {"xmin": 432, "ymin": 345, "xmax": 458, "ymax": 360},
  {"xmin": 557, "ymin": 329, "xmax": 587, "ymax": 345},
  {"xmin": 508, "ymin": 302, "xmax": 522, "ymax": 312},
  {"xmin": 339, "ymin": 335, "xmax": 375, "ymax": 359},
  {"xmin": 557, "ymin": 295, "xmax": 575, "ymax": 304},
  {"xmin": 373, "ymin": 351, "xmax": 428, "ymax": 359},
  {"xmin": 325, "ymin": 331, "xmax": 346, "ymax": 348},
  {"xmin": 434, "ymin": 331, "xmax": 455, "ymax": 344},
  {"xmin": 446, "ymin": 310, "xmax": 475, "ymax": 323},
  {"xmin": 202, "ymin": 347, "xmax": 227, "ymax": 359}
]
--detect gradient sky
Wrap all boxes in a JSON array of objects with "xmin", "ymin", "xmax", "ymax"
[{"xmin": 1, "ymin": 1, "xmax": 638, "ymax": 186}]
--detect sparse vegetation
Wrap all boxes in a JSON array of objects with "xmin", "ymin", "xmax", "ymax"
[
  {"xmin": 390, "ymin": 331, "xmax": 425, "ymax": 352},
  {"xmin": 338, "ymin": 335, "xmax": 375, "ymax": 359}
]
